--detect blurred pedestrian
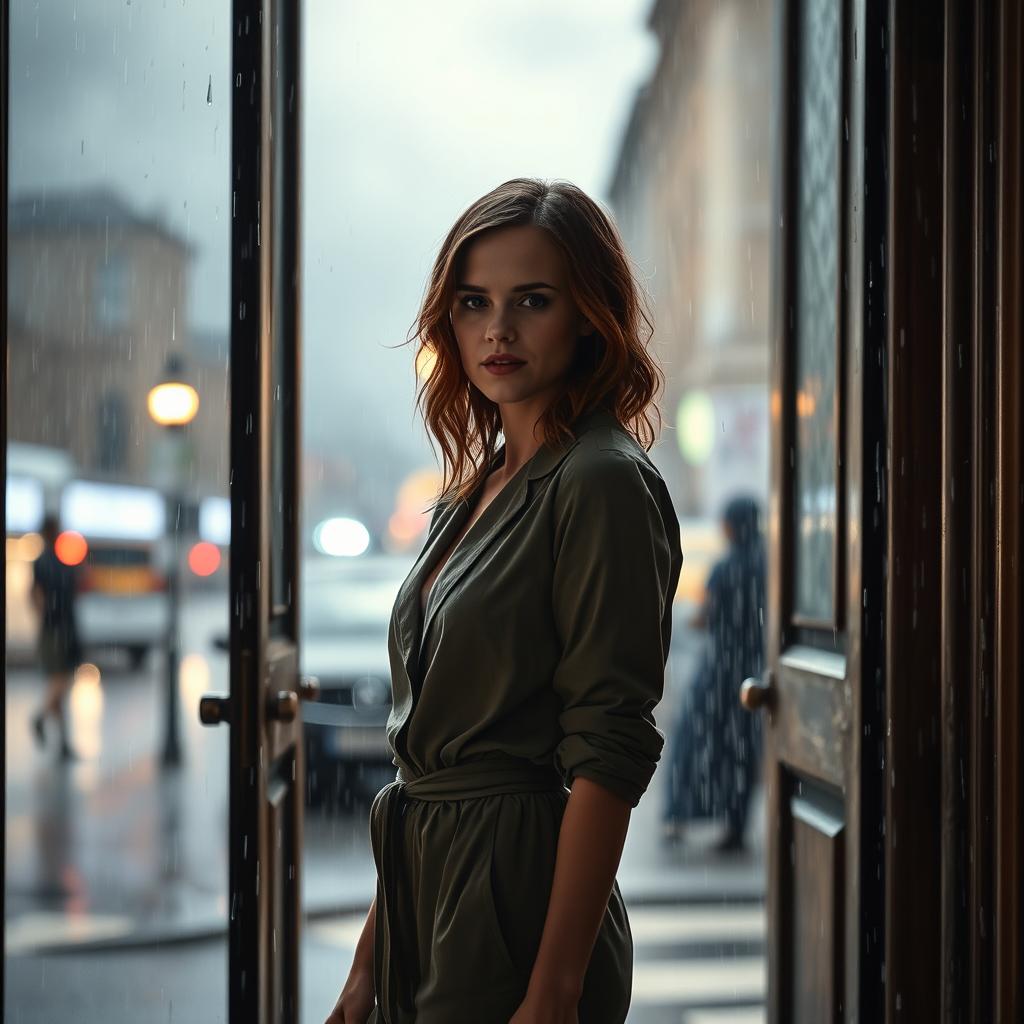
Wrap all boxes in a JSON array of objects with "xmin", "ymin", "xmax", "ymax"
[
  {"xmin": 29, "ymin": 513, "xmax": 82, "ymax": 760},
  {"xmin": 662, "ymin": 494, "xmax": 766, "ymax": 852}
]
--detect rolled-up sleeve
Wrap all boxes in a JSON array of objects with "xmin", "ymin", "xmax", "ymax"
[{"xmin": 550, "ymin": 449, "xmax": 681, "ymax": 807}]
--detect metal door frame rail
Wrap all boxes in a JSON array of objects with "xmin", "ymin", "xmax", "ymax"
[{"xmin": 229, "ymin": 0, "xmax": 304, "ymax": 1020}]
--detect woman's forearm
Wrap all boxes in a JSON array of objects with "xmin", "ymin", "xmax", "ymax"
[{"xmin": 526, "ymin": 776, "xmax": 632, "ymax": 1000}]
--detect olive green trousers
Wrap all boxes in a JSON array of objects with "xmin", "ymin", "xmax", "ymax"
[{"xmin": 367, "ymin": 755, "xmax": 633, "ymax": 1023}]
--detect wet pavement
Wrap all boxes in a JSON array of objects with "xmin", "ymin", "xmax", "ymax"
[
  {"xmin": 6, "ymin": 902, "xmax": 767, "ymax": 1023},
  {"xmin": 5, "ymin": 596, "xmax": 233, "ymax": 950},
  {"xmin": 5, "ymin": 591, "xmax": 764, "ymax": 1020}
]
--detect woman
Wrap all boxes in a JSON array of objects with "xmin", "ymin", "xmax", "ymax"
[
  {"xmin": 662, "ymin": 495, "xmax": 766, "ymax": 853},
  {"xmin": 325, "ymin": 178, "xmax": 683, "ymax": 1024}
]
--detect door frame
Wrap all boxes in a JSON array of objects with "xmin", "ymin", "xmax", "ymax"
[
  {"xmin": 884, "ymin": 1, "xmax": 1024, "ymax": 1020},
  {"xmin": 765, "ymin": 0, "xmax": 888, "ymax": 1018},
  {"xmin": 766, "ymin": 0, "xmax": 1024, "ymax": 1021},
  {"xmin": 213, "ymin": 0, "xmax": 307, "ymax": 1020}
]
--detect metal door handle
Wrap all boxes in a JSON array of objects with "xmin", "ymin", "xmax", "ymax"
[
  {"xmin": 201, "ymin": 676, "xmax": 315, "ymax": 727},
  {"xmin": 739, "ymin": 670, "xmax": 775, "ymax": 712},
  {"xmin": 267, "ymin": 676, "xmax": 318, "ymax": 725},
  {"xmin": 267, "ymin": 690, "xmax": 299, "ymax": 723},
  {"xmin": 199, "ymin": 694, "xmax": 231, "ymax": 726},
  {"xmin": 297, "ymin": 674, "xmax": 320, "ymax": 702}
]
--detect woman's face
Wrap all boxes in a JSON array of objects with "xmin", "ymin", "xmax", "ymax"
[{"xmin": 449, "ymin": 224, "xmax": 592, "ymax": 410}]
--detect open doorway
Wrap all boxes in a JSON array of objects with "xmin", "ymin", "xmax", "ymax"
[{"xmin": 5, "ymin": 2, "xmax": 777, "ymax": 1021}]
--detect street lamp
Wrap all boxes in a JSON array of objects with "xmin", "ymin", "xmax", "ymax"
[{"xmin": 147, "ymin": 353, "xmax": 199, "ymax": 768}]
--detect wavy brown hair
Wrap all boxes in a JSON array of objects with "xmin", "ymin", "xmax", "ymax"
[{"xmin": 409, "ymin": 177, "xmax": 665, "ymax": 508}]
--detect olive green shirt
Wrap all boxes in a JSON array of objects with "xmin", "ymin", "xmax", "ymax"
[{"xmin": 386, "ymin": 405, "xmax": 684, "ymax": 807}]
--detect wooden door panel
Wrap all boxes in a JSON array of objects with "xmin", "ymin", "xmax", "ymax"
[
  {"xmin": 767, "ymin": 0, "xmax": 1023, "ymax": 1020},
  {"xmin": 783, "ymin": 775, "xmax": 845, "ymax": 1023},
  {"xmin": 772, "ymin": 650, "xmax": 848, "ymax": 786},
  {"xmin": 765, "ymin": 0, "xmax": 867, "ymax": 1019}
]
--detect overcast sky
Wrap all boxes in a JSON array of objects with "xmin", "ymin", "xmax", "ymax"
[{"xmin": 9, "ymin": 0, "xmax": 657, "ymax": 468}]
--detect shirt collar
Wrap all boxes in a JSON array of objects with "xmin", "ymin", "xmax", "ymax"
[{"xmin": 525, "ymin": 405, "xmax": 619, "ymax": 480}]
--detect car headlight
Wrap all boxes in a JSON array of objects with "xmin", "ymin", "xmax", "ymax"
[{"xmin": 352, "ymin": 675, "xmax": 390, "ymax": 709}]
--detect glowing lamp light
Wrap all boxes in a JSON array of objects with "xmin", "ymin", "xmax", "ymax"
[
  {"xmin": 8, "ymin": 532, "xmax": 45, "ymax": 562},
  {"xmin": 54, "ymin": 531, "xmax": 88, "ymax": 566},
  {"xmin": 188, "ymin": 541, "xmax": 221, "ymax": 577},
  {"xmin": 397, "ymin": 470, "xmax": 443, "ymax": 511},
  {"xmin": 313, "ymin": 517, "xmax": 370, "ymax": 558},
  {"xmin": 147, "ymin": 381, "xmax": 200, "ymax": 426},
  {"xmin": 387, "ymin": 469, "xmax": 443, "ymax": 549},
  {"xmin": 796, "ymin": 389, "xmax": 817, "ymax": 418},
  {"xmin": 676, "ymin": 390, "xmax": 716, "ymax": 466},
  {"xmin": 415, "ymin": 345, "xmax": 437, "ymax": 382},
  {"xmin": 389, "ymin": 511, "xmax": 425, "ymax": 545}
]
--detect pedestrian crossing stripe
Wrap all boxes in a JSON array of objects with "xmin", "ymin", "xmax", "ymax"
[
  {"xmin": 632, "ymin": 956, "xmax": 764, "ymax": 1004},
  {"xmin": 683, "ymin": 1009, "xmax": 765, "ymax": 1024},
  {"xmin": 309, "ymin": 902, "xmax": 766, "ymax": 1014},
  {"xmin": 627, "ymin": 904, "xmax": 764, "ymax": 943}
]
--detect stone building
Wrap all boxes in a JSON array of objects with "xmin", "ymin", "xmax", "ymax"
[
  {"xmin": 7, "ymin": 187, "xmax": 228, "ymax": 503},
  {"xmin": 608, "ymin": 0, "xmax": 775, "ymax": 518}
]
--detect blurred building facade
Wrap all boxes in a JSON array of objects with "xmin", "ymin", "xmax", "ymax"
[
  {"xmin": 6, "ymin": 188, "xmax": 229, "ymax": 503},
  {"xmin": 6, "ymin": 188, "xmax": 423, "ymax": 554},
  {"xmin": 608, "ymin": 0, "xmax": 774, "ymax": 518}
]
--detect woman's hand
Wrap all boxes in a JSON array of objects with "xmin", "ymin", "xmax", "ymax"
[
  {"xmin": 508, "ymin": 978, "xmax": 581, "ymax": 1023},
  {"xmin": 326, "ymin": 895, "xmax": 378, "ymax": 1022},
  {"xmin": 323, "ymin": 965, "xmax": 375, "ymax": 1024}
]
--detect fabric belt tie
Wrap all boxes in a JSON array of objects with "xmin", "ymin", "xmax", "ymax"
[{"xmin": 369, "ymin": 755, "xmax": 566, "ymax": 1022}]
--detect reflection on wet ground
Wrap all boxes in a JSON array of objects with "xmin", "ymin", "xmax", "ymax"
[
  {"xmin": 4, "ymin": 594, "xmax": 380, "ymax": 952},
  {"xmin": 5, "ymin": 657, "xmax": 229, "ymax": 950}
]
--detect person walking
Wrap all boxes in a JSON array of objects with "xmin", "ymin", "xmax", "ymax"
[
  {"xmin": 661, "ymin": 494, "xmax": 766, "ymax": 853},
  {"xmin": 29, "ymin": 513, "xmax": 83, "ymax": 761},
  {"xmin": 325, "ymin": 178, "xmax": 683, "ymax": 1024}
]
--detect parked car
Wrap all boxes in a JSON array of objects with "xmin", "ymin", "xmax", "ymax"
[
  {"xmin": 209, "ymin": 554, "xmax": 410, "ymax": 809},
  {"xmin": 76, "ymin": 540, "xmax": 169, "ymax": 669},
  {"xmin": 299, "ymin": 554, "xmax": 412, "ymax": 810}
]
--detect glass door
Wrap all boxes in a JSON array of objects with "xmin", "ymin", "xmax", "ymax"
[{"xmin": 4, "ymin": 1, "xmax": 234, "ymax": 1020}]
